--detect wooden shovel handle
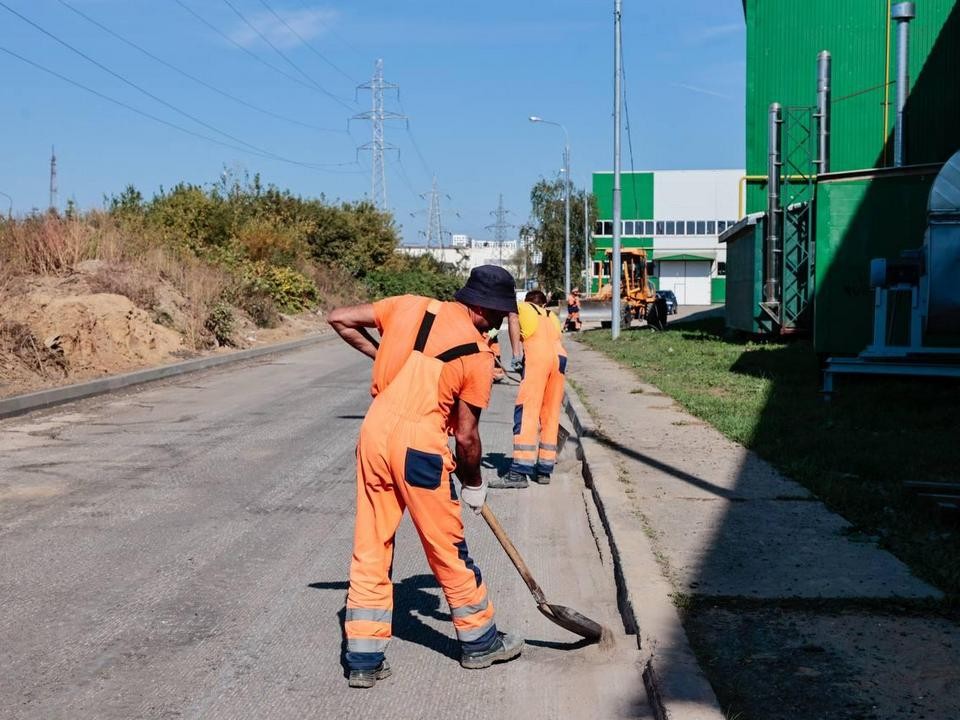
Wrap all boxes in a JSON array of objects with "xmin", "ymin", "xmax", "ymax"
[{"xmin": 480, "ymin": 504, "xmax": 548, "ymax": 606}]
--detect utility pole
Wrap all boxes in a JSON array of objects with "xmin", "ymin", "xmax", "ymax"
[
  {"xmin": 49, "ymin": 146, "xmax": 58, "ymax": 212},
  {"xmin": 612, "ymin": 0, "xmax": 623, "ymax": 339},
  {"xmin": 584, "ymin": 193, "xmax": 591, "ymax": 294},
  {"xmin": 485, "ymin": 193, "xmax": 515, "ymax": 266},
  {"xmin": 353, "ymin": 59, "xmax": 405, "ymax": 210}
]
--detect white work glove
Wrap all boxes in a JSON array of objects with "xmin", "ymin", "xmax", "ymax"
[
  {"xmin": 459, "ymin": 479, "xmax": 487, "ymax": 515},
  {"xmin": 510, "ymin": 357, "xmax": 524, "ymax": 372}
]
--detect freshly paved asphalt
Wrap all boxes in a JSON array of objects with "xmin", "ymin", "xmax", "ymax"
[{"xmin": 0, "ymin": 338, "xmax": 651, "ymax": 719}]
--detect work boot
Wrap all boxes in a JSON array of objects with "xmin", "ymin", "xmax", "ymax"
[
  {"xmin": 347, "ymin": 660, "xmax": 392, "ymax": 689},
  {"xmin": 460, "ymin": 632, "xmax": 524, "ymax": 669},
  {"xmin": 534, "ymin": 473, "xmax": 551, "ymax": 485},
  {"xmin": 488, "ymin": 470, "xmax": 529, "ymax": 489}
]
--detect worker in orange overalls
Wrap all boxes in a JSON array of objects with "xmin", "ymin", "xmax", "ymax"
[
  {"xmin": 564, "ymin": 288, "xmax": 582, "ymax": 332},
  {"xmin": 491, "ymin": 289, "xmax": 567, "ymax": 489},
  {"xmin": 328, "ymin": 265, "xmax": 523, "ymax": 689}
]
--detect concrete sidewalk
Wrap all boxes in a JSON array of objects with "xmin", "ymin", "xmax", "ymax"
[{"xmin": 563, "ymin": 339, "xmax": 960, "ymax": 720}]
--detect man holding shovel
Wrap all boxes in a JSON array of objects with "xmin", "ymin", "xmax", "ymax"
[{"xmin": 328, "ymin": 265, "xmax": 524, "ymax": 689}]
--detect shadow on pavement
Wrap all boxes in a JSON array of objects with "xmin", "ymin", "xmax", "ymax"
[{"xmin": 308, "ymin": 573, "xmax": 461, "ymax": 675}]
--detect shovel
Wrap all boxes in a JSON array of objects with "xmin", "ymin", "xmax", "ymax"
[{"xmin": 480, "ymin": 504, "xmax": 607, "ymax": 642}]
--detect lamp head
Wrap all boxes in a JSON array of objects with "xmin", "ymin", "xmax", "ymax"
[{"xmin": 529, "ymin": 116, "xmax": 542, "ymax": 123}]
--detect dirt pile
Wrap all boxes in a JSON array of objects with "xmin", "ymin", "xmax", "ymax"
[{"xmin": 0, "ymin": 263, "xmax": 327, "ymax": 399}]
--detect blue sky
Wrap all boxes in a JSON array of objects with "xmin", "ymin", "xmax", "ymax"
[{"xmin": 0, "ymin": 0, "xmax": 745, "ymax": 241}]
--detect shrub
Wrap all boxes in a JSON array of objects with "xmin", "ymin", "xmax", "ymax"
[
  {"xmin": 240, "ymin": 288, "xmax": 281, "ymax": 328},
  {"xmin": 204, "ymin": 302, "xmax": 235, "ymax": 347},
  {"xmin": 239, "ymin": 261, "xmax": 318, "ymax": 314}
]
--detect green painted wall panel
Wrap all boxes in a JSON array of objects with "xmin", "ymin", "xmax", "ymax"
[
  {"xmin": 592, "ymin": 237, "xmax": 653, "ymax": 254},
  {"xmin": 813, "ymin": 171, "xmax": 938, "ymax": 354},
  {"xmin": 593, "ymin": 172, "xmax": 654, "ymax": 220},
  {"xmin": 744, "ymin": 0, "xmax": 960, "ymax": 197},
  {"xmin": 724, "ymin": 219, "xmax": 767, "ymax": 333},
  {"xmin": 711, "ymin": 277, "xmax": 727, "ymax": 304}
]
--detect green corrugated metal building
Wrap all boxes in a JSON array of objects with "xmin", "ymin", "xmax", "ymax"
[{"xmin": 725, "ymin": 0, "xmax": 960, "ymax": 352}]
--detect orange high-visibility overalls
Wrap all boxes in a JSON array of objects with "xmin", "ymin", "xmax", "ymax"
[
  {"xmin": 344, "ymin": 300, "xmax": 498, "ymax": 672},
  {"xmin": 511, "ymin": 304, "xmax": 567, "ymax": 477}
]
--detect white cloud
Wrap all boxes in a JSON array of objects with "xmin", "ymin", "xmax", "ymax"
[
  {"xmin": 672, "ymin": 82, "xmax": 733, "ymax": 101},
  {"xmin": 687, "ymin": 22, "xmax": 742, "ymax": 45},
  {"xmin": 228, "ymin": 7, "xmax": 339, "ymax": 50}
]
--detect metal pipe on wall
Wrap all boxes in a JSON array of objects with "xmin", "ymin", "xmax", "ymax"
[
  {"xmin": 892, "ymin": 2, "xmax": 916, "ymax": 168},
  {"xmin": 764, "ymin": 103, "xmax": 783, "ymax": 307},
  {"xmin": 815, "ymin": 51, "xmax": 831, "ymax": 175}
]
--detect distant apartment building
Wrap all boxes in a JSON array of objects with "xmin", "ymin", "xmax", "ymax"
[{"xmin": 592, "ymin": 169, "xmax": 743, "ymax": 305}]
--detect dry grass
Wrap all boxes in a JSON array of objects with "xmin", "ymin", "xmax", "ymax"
[
  {"xmin": 0, "ymin": 320, "xmax": 68, "ymax": 378},
  {"xmin": 301, "ymin": 261, "xmax": 366, "ymax": 312}
]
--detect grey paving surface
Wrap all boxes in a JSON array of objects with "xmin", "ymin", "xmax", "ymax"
[
  {"xmin": 0, "ymin": 340, "xmax": 651, "ymax": 719},
  {"xmin": 566, "ymin": 341, "xmax": 940, "ymax": 601}
]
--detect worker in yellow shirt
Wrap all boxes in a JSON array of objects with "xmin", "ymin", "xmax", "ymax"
[{"xmin": 490, "ymin": 289, "xmax": 567, "ymax": 488}]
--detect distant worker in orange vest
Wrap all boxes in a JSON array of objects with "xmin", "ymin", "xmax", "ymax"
[
  {"xmin": 565, "ymin": 288, "xmax": 582, "ymax": 332},
  {"xmin": 328, "ymin": 265, "xmax": 523, "ymax": 689},
  {"xmin": 491, "ymin": 289, "xmax": 567, "ymax": 489}
]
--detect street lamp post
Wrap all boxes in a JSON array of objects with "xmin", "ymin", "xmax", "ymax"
[
  {"xmin": 0, "ymin": 191, "xmax": 12, "ymax": 219},
  {"xmin": 529, "ymin": 116, "xmax": 571, "ymax": 300}
]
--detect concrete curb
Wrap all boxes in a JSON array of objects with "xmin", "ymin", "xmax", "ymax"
[
  {"xmin": 0, "ymin": 333, "xmax": 335, "ymax": 419},
  {"xmin": 563, "ymin": 387, "xmax": 725, "ymax": 720}
]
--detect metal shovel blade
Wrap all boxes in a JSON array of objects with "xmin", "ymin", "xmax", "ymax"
[
  {"xmin": 537, "ymin": 602, "xmax": 604, "ymax": 641},
  {"xmin": 481, "ymin": 504, "xmax": 610, "ymax": 644}
]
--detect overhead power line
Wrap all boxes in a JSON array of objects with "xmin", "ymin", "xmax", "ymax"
[
  {"xmin": 0, "ymin": 46, "xmax": 361, "ymax": 174},
  {"xmin": 253, "ymin": 0, "xmax": 359, "ymax": 85},
  {"xmin": 620, "ymin": 39, "xmax": 640, "ymax": 220},
  {"xmin": 219, "ymin": 0, "xmax": 355, "ymax": 112},
  {"xmin": 0, "ymin": 0, "xmax": 297, "ymax": 162},
  {"xmin": 55, "ymin": 0, "xmax": 344, "ymax": 134},
  {"xmin": 173, "ymin": 0, "xmax": 346, "ymax": 104}
]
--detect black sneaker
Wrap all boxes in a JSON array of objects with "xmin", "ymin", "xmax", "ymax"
[
  {"xmin": 460, "ymin": 632, "xmax": 524, "ymax": 669},
  {"xmin": 488, "ymin": 471, "xmax": 529, "ymax": 489},
  {"xmin": 347, "ymin": 660, "xmax": 392, "ymax": 688},
  {"xmin": 534, "ymin": 473, "xmax": 551, "ymax": 485}
]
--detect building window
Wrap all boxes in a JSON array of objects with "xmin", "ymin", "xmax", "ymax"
[
  {"xmin": 674, "ymin": 221, "xmax": 683, "ymax": 235},
  {"xmin": 595, "ymin": 221, "xmax": 604, "ymax": 235},
  {"xmin": 717, "ymin": 220, "xmax": 726, "ymax": 233},
  {"xmin": 686, "ymin": 221, "xmax": 696, "ymax": 235},
  {"xmin": 655, "ymin": 221, "xmax": 665, "ymax": 235},
  {"xmin": 718, "ymin": 262, "xmax": 727, "ymax": 276},
  {"xmin": 665, "ymin": 221, "xmax": 675, "ymax": 235},
  {"xmin": 707, "ymin": 221, "xmax": 716, "ymax": 235},
  {"xmin": 696, "ymin": 221, "xmax": 706, "ymax": 235},
  {"xmin": 624, "ymin": 220, "xmax": 634, "ymax": 235},
  {"xmin": 603, "ymin": 221, "xmax": 614, "ymax": 235},
  {"xmin": 594, "ymin": 261, "xmax": 604, "ymax": 278},
  {"xmin": 647, "ymin": 262, "xmax": 655, "ymax": 277},
  {"xmin": 645, "ymin": 221, "xmax": 654, "ymax": 235}
]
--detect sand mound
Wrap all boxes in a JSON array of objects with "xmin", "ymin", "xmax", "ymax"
[{"xmin": 3, "ymin": 290, "xmax": 184, "ymax": 379}]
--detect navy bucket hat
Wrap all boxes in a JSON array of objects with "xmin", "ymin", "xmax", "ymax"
[{"xmin": 454, "ymin": 265, "xmax": 518, "ymax": 314}]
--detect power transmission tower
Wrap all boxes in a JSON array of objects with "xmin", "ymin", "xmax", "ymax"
[
  {"xmin": 352, "ymin": 59, "xmax": 405, "ymax": 210},
  {"xmin": 418, "ymin": 175, "xmax": 454, "ymax": 258},
  {"xmin": 485, "ymin": 193, "xmax": 515, "ymax": 265},
  {"xmin": 49, "ymin": 146, "xmax": 58, "ymax": 211}
]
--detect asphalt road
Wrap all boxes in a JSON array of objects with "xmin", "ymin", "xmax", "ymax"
[{"xmin": 0, "ymin": 337, "xmax": 650, "ymax": 719}]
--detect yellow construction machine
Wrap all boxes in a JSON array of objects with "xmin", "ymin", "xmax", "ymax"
[{"xmin": 577, "ymin": 248, "xmax": 660, "ymax": 328}]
